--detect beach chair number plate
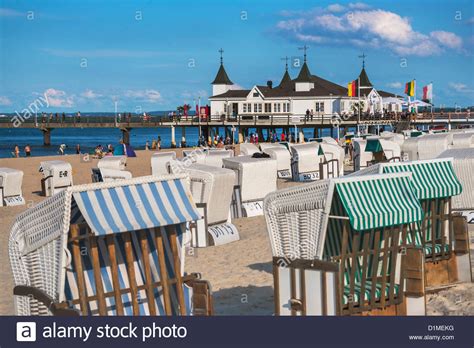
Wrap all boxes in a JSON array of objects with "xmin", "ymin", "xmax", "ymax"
[
  {"xmin": 3, "ymin": 196, "xmax": 25, "ymax": 206},
  {"xmin": 277, "ymin": 170, "xmax": 291, "ymax": 179},
  {"xmin": 242, "ymin": 201, "xmax": 263, "ymax": 217},
  {"xmin": 299, "ymin": 171, "xmax": 319, "ymax": 182},
  {"xmin": 208, "ymin": 223, "xmax": 240, "ymax": 246}
]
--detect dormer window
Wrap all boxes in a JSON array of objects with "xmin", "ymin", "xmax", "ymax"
[{"xmin": 253, "ymin": 92, "xmax": 259, "ymax": 97}]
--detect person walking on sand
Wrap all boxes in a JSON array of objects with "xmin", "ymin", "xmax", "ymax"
[
  {"xmin": 14, "ymin": 145, "xmax": 20, "ymax": 158},
  {"xmin": 145, "ymin": 141, "xmax": 150, "ymax": 150},
  {"xmin": 76, "ymin": 144, "xmax": 81, "ymax": 154},
  {"xmin": 24, "ymin": 144, "xmax": 31, "ymax": 157},
  {"xmin": 157, "ymin": 136, "xmax": 162, "ymax": 150}
]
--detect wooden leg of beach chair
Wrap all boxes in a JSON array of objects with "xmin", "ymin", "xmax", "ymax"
[
  {"xmin": 188, "ymin": 278, "xmax": 214, "ymax": 316},
  {"xmin": 154, "ymin": 228, "xmax": 172, "ymax": 315},
  {"xmin": 388, "ymin": 227, "xmax": 401, "ymax": 304},
  {"xmin": 106, "ymin": 235, "xmax": 124, "ymax": 315},
  {"xmin": 88, "ymin": 230, "xmax": 107, "ymax": 315},
  {"xmin": 359, "ymin": 230, "xmax": 371, "ymax": 313},
  {"xmin": 370, "ymin": 230, "xmax": 381, "ymax": 309},
  {"xmin": 70, "ymin": 224, "xmax": 89, "ymax": 315},
  {"xmin": 139, "ymin": 230, "xmax": 156, "ymax": 316},
  {"xmin": 123, "ymin": 232, "xmax": 140, "ymax": 315},
  {"xmin": 379, "ymin": 227, "xmax": 391, "ymax": 309},
  {"xmin": 348, "ymin": 232, "xmax": 359, "ymax": 313},
  {"xmin": 339, "ymin": 222, "xmax": 349, "ymax": 314},
  {"xmin": 168, "ymin": 227, "xmax": 187, "ymax": 315},
  {"xmin": 431, "ymin": 200, "xmax": 436, "ymax": 261}
]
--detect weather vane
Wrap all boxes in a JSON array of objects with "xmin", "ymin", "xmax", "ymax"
[
  {"xmin": 281, "ymin": 56, "xmax": 289, "ymax": 71},
  {"xmin": 298, "ymin": 45, "xmax": 309, "ymax": 62},
  {"xmin": 358, "ymin": 53, "xmax": 367, "ymax": 69},
  {"xmin": 219, "ymin": 48, "xmax": 224, "ymax": 65}
]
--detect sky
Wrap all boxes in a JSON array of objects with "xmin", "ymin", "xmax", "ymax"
[{"xmin": 0, "ymin": 0, "xmax": 473, "ymax": 113}]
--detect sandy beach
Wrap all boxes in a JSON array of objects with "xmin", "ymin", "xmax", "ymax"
[{"xmin": 0, "ymin": 148, "xmax": 473, "ymax": 315}]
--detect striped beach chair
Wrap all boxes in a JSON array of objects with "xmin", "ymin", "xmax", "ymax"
[
  {"xmin": 9, "ymin": 175, "xmax": 213, "ymax": 316},
  {"xmin": 265, "ymin": 173, "xmax": 425, "ymax": 316},
  {"xmin": 349, "ymin": 158, "xmax": 468, "ymax": 288}
]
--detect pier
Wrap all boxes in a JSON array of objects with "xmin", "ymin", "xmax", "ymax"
[{"xmin": 0, "ymin": 112, "xmax": 471, "ymax": 145}]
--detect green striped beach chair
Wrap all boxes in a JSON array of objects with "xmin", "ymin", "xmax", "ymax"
[
  {"xmin": 9, "ymin": 175, "xmax": 213, "ymax": 316},
  {"xmin": 348, "ymin": 158, "xmax": 468, "ymax": 288},
  {"xmin": 265, "ymin": 173, "xmax": 424, "ymax": 316}
]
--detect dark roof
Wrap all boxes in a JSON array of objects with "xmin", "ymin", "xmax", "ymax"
[
  {"xmin": 378, "ymin": 90, "xmax": 402, "ymax": 98},
  {"xmin": 278, "ymin": 70, "xmax": 292, "ymax": 88},
  {"xmin": 358, "ymin": 67, "xmax": 373, "ymax": 87},
  {"xmin": 293, "ymin": 62, "xmax": 312, "ymax": 83},
  {"xmin": 212, "ymin": 64, "xmax": 233, "ymax": 85}
]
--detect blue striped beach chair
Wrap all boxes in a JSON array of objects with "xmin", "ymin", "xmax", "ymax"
[
  {"xmin": 348, "ymin": 158, "xmax": 467, "ymax": 289},
  {"xmin": 9, "ymin": 175, "xmax": 213, "ymax": 316},
  {"xmin": 265, "ymin": 173, "xmax": 424, "ymax": 316}
]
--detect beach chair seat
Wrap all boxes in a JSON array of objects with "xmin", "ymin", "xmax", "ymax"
[
  {"xmin": 223, "ymin": 155, "xmax": 277, "ymax": 217},
  {"xmin": 10, "ymin": 175, "xmax": 213, "ymax": 316},
  {"xmin": 151, "ymin": 151, "xmax": 176, "ymax": 176},
  {"xmin": 239, "ymin": 143, "xmax": 260, "ymax": 156},
  {"xmin": 0, "ymin": 167, "xmax": 25, "ymax": 206},
  {"xmin": 290, "ymin": 143, "xmax": 323, "ymax": 181},
  {"xmin": 39, "ymin": 160, "xmax": 73, "ymax": 196},
  {"xmin": 265, "ymin": 173, "xmax": 425, "ymax": 316},
  {"xmin": 170, "ymin": 163, "xmax": 239, "ymax": 247},
  {"xmin": 262, "ymin": 147, "xmax": 292, "ymax": 179},
  {"xmin": 91, "ymin": 156, "xmax": 132, "ymax": 182}
]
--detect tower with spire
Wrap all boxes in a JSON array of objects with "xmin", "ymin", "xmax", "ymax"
[
  {"xmin": 294, "ymin": 45, "xmax": 315, "ymax": 92},
  {"xmin": 211, "ymin": 48, "xmax": 234, "ymax": 96},
  {"xmin": 277, "ymin": 56, "xmax": 292, "ymax": 89}
]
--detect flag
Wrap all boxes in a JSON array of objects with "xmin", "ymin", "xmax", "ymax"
[
  {"xmin": 422, "ymin": 83, "xmax": 432, "ymax": 103},
  {"xmin": 347, "ymin": 81, "xmax": 357, "ymax": 97},
  {"xmin": 405, "ymin": 80, "xmax": 415, "ymax": 97}
]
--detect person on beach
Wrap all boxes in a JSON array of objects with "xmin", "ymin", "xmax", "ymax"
[
  {"xmin": 76, "ymin": 144, "xmax": 81, "ymax": 154},
  {"xmin": 280, "ymin": 132, "xmax": 286, "ymax": 142},
  {"xmin": 151, "ymin": 140, "xmax": 157, "ymax": 150},
  {"xmin": 58, "ymin": 144, "xmax": 66, "ymax": 155},
  {"xmin": 145, "ymin": 141, "xmax": 149, "ymax": 150},
  {"xmin": 157, "ymin": 136, "xmax": 162, "ymax": 150},
  {"xmin": 24, "ymin": 144, "xmax": 31, "ymax": 157},
  {"xmin": 14, "ymin": 145, "xmax": 20, "ymax": 158}
]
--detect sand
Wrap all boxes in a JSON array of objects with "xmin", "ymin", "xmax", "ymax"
[{"xmin": 0, "ymin": 148, "xmax": 473, "ymax": 315}]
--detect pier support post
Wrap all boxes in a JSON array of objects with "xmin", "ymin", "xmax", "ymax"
[
  {"xmin": 41, "ymin": 128, "xmax": 52, "ymax": 146},
  {"xmin": 121, "ymin": 127, "xmax": 131, "ymax": 145},
  {"xmin": 171, "ymin": 125, "xmax": 176, "ymax": 148}
]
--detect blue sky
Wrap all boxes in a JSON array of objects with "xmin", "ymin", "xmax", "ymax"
[{"xmin": 0, "ymin": 0, "xmax": 473, "ymax": 112}]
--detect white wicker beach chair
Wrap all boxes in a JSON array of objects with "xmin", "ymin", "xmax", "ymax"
[
  {"xmin": 223, "ymin": 155, "xmax": 277, "ymax": 217},
  {"xmin": 239, "ymin": 143, "xmax": 260, "ymax": 156},
  {"xmin": 0, "ymin": 168, "xmax": 25, "ymax": 206},
  {"xmin": 352, "ymin": 139, "xmax": 373, "ymax": 172},
  {"xmin": 450, "ymin": 133, "xmax": 474, "ymax": 149},
  {"xmin": 401, "ymin": 137, "xmax": 419, "ymax": 161},
  {"xmin": 264, "ymin": 173, "xmax": 425, "ymax": 316},
  {"xmin": 350, "ymin": 158, "xmax": 470, "ymax": 287},
  {"xmin": 263, "ymin": 146, "xmax": 292, "ymax": 179},
  {"xmin": 9, "ymin": 174, "xmax": 213, "ymax": 316},
  {"xmin": 259, "ymin": 143, "xmax": 286, "ymax": 152},
  {"xmin": 151, "ymin": 151, "xmax": 176, "ymax": 176},
  {"xmin": 39, "ymin": 160, "xmax": 73, "ymax": 197},
  {"xmin": 319, "ymin": 143, "xmax": 345, "ymax": 178},
  {"xmin": 203, "ymin": 149, "xmax": 233, "ymax": 167},
  {"xmin": 290, "ymin": 143, "xmax": 322, "ymax": 181},
  {"xmin": 171, "ymin": 163, "xmax": 239, "ymax": 247},
  {"xmin": 92, "ymin": 156, "xmax": 132, "ymax": 182},
  {"xmin": 417, "ymin": 134, "xmax": 450, "ymax": 159}
]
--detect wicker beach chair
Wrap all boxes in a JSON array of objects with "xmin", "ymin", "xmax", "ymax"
[
  {"xmin": 0, "ymin": 168, "xmax": 25, "ymax": 206},
  {"xmin": 319, "ymin": 143, "xmax": 345, "ymax": 178},
  {"xmin": 290, "ymin": 143, "xmax": 323, "ymax": 181},
  {"xmin": 92, "ymin": 156, "xmax": 132, "ymax": 182},
  {"xmin": 417, "ymin": 134, "xmax": 450, "ymax": 160},
  {"xmin": 450, "ymin": 133, "xmax": 474, "ymax": 149},
  {"xmin": 151, "ymin": 151, "xmax": 176, "ymax": 176},
  {"xmin": 352, "ymin": 139, "xmax": 373, "ymax": 172},
  {"xmin": 349, "ymin": 158, "xmax": 469, "ymax": 288},
  {"xmin": 239, "ymin": 143, "xmax": 260, "ymax": 156},
  {"xmin": 9, "ymin": 175, "xmax": 213, "ymax": 316},
  {"xmin": 263, "ymin": 146, "xmax": 292, "ymax": 179},
  {"xmin": 39, "ymin": 160, "xmax": 73, "ymax": 196},
  {"xmin": 265, "ymin": 173, "xmax": 425, "ymax": 316},
  {"xmin": 203, "ymin": 150, "xmax": 233, "ymax": 167},
  {"xmin": 170, "ymin": 163, "xmax": 239, "ymax": 247},
  {"xmin": 223, "ymin": 155, "xmax": 277, "ymax": 217}
]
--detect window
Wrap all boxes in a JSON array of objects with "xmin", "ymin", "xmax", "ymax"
[
  {"xmin": 253, "ymin": 92, "xmax": 259, "ymax": 97},
  {"xmin": 242, "ymin": 103, "xmax": 251, "ymax": 113},
  {"xmin": 264, "ymin": 103, "xmax": 272, "ymax": 113},
  {"xmin": 254, "ymin": 103, "xmax": 262, "ymax": 113},
  {"xmin": 274, "ymin": 103, "xmax": 281, "ymax": 112},
  {"xmin": 315, "ymin": 102, "xmax": 325, "ymax": 113},
  {"xmin": 283, "ymin": 103, "xmax": 290, "ymax": 112}
]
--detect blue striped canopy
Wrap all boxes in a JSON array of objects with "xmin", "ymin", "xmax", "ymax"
[{"xmin": 72, "ymin": 178, "xmax": 200, "ymax": 235}]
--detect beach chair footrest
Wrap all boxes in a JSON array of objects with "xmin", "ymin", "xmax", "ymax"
[
  {"xmin": 185, "ymin": 275, "xmax": 214, "ymax": 316},
  {"xmin": 13, "ymin": 285, "xmax": 80, "ymax": 316}
]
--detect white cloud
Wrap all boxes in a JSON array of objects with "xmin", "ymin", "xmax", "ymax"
[
  {"xmin": 43, "ymin": 88, "xmax": 75, "ymax": 107},
  {"xmin": 387, "ymin": 82, "xmax": 402, "ymax": 88},
  {"xmin": 449, "ymin": 82, "xmax": 473, "ymax": 93},
  {"xmin": 430, "ymin": 31, "xmax": 463, "ymax": 49},
  {"xmin": 327, "ymin": 4, "xmax": 345, "ymax": 13},
  {"xmin": 0, "ymin": 8, "xmax": 23, "ymax": 17},
  {"xmin": 0, "ymin": 96, "xmax": 12, "ymax": 105},
  {"xmin": 81, "ymin": 89, "xmax": 102, "ymax": 99},
  {"xmin": 124, "ymin": 89, "xmax": 162, "ymax": 103},
  {"xmin": 275, "ymin": 5, "xmax": 464, "ymax": 56}
]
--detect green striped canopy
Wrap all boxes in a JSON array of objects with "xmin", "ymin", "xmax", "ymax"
[
  {"xmin": 335, "ymin": 174, "xmax": 423, "ymax": 231},
  {"xmin": 365, "ymin": 139, "xmax": 383, "ymax": 153},
  {"xmin": 381, "ymin": 160, "xmax": 462, "ymax": 200}
]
